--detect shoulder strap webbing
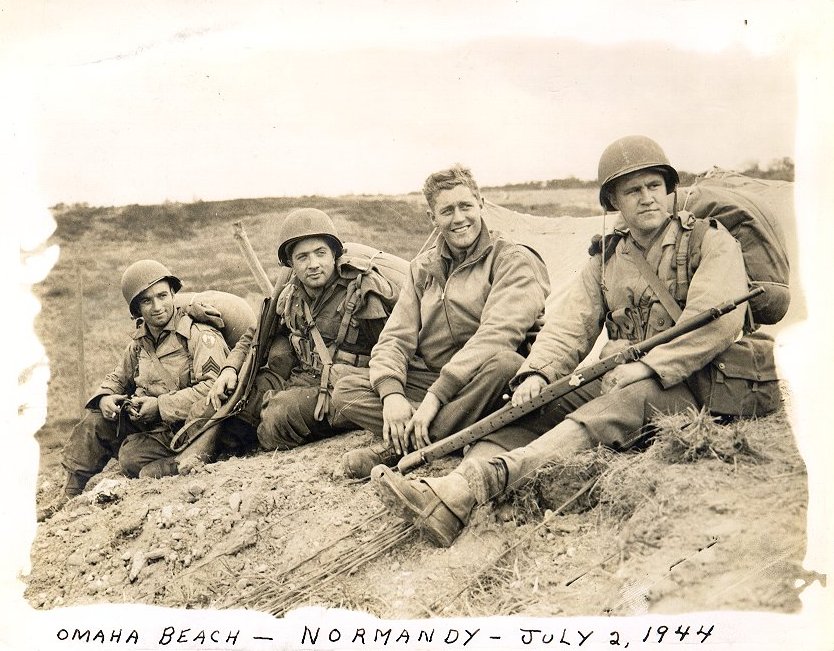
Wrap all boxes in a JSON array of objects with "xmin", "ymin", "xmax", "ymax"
[
  {"xmin": 628, "ymin": 248, "xmax": 684, "ymax": 323},
  {"xmin": 674, "ymin": 228, "xmax": 694, "ymax": 304},
  {"xmin": 303, "ymin": 301, "xmax": 334, "ymax": 422},
  {"xmin": 335, "ymin": 275, "xmax": 363, "ymax": 349}
]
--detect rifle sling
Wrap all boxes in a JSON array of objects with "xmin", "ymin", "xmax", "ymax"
[
  {"xmin": 626, "ymin": 244, "xmax": 683, "ymax": 323},
  {"xmin": 303, "ymin": 301, "xmax": 334, "ymax": 422}
]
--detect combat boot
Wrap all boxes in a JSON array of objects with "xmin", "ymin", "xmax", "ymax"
[
  {"xmin": 341, "ymin": 442, "xmax": 399, "ymax": 479},
  {"xmin": 138, "ymin": 457, "xmax": 179, "ymax": 479},
  {"xmin": 371, "ymin": 465, "xmax": 476, "ymax": 547},
  {"xmin": 36, "ymin": 471, "xmax": 88, "ymax": 522}
]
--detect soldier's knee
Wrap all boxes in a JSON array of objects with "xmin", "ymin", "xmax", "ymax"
[
  {"xmin": 483, "ymin": 350, "xmax": 525, "ymax": 379},
  {"xmin": 261, "ymin": 397, "xmax": 291, "ymax": 429},
  {"xmin": 117, "ymin": 447, "xmax": 144, "ymax": 478},
  {"xmin": 330, "ymin": 374, "xmax": 372, "ymax": 413},
  {"xmin": 257, "ymin": 397, "xmax": 301, "ymax": 450},
  {"xmin": 333, "ymin": 372, "xmax": 371, "ymax": 396}
]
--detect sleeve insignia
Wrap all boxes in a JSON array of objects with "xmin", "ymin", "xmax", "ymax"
[
  {"xmin": 201, "ymin": 357, "xmax": 222, "ymax": 377},
  {"xmin": 201, "ymin": 332, "xmax": 217, "ymax": 347}
]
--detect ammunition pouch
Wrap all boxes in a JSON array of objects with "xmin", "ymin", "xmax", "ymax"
[
  {"xmin": 605, "ymin": 306, "xmax": 644, "ymax": 342},
  {"xmin": 686, "ymin": 331, "xmax": 780, "ymax": 417},
  {"xmin": 290, "ymin": 333, "xmax": 322, "ymax": 374}
]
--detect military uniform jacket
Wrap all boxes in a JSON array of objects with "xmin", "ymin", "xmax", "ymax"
[
  {"xmin": 225, "ymin": 267, "xmax": 394, "ymax": 376},
  {"xmin": 370, "ymin": 224, "xmax": 549, "ymax": 405},
  {"xmin": 88, "ymin": 309, "xmax": 229, "ymax": 424},
  {"xmin": 517, "ymin": 215, "xmax": 767, "ymax": 389}
]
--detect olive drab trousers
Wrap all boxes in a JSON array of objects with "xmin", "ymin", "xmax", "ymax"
[
  {"xmin": 252, "ymin": 363, "xmax": 360, "ymax": 451},
  {"xmin": 62, "ymin": 410, "xmax": 174, "ymax": 480},
  {"xmin": 331, "ymin": 350, "xmax": 525, "ymax": 444},
  {"xmin": 480, "ymin": 376, "xmax": 700, "ymax": 496}
]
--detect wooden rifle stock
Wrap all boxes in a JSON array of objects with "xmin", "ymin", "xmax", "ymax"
[{"xmin": 397, "ymin": 287, "xmax": 764, "ymax": 474}]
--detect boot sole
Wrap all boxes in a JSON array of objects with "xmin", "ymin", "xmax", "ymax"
[{"xmin": 372, "ymin": 466, "xmax": 460, "ymax": 547}]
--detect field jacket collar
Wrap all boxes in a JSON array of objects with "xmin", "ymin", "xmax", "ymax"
[
  {"xmin": 290, "ymin": 271, "xmax": 346, "ymax": 317},
  {"xmin": 132, "ymin": 308, "xmax": 192, "ymax": 344},
  {"xmin": 616, "ymin": 214, "xmax": 679, "ymax": 257},
  {"xmin": 427, "ymin": 219, "xmax": 493, "ymax": 284}
]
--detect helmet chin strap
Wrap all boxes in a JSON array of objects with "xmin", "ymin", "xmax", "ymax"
[{"xmin": 600, "ymin": 209, "xmax": 607, "ymax": 293}]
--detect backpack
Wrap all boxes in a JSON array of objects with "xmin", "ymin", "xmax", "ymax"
[
  {"xmin": 175, "ymin": 289, "xmax": 257, "ymax": 348},
  {"xmin": 671, "ymin": 169, "xmax": 792, "ymax": 325},
  {"xmin": 337, "ymin": 241, "xmax": 410, "ymax": 313}
]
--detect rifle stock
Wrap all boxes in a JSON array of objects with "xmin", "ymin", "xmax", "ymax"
[{"xmin": 397, "ymin": 287, "xmax": 763, "ymax": 474}]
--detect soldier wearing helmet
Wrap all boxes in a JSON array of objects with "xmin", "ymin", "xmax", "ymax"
[
  {"xmin": 369, "ymin": 138, "xmax": 779, "ymax": 548},
  {"xmin": 207, "ymin": 208, "xmax": 397, "ymax": 452},
  {"xmin": 38, "ymin": 261, "xmax": 231, "ymax": 521}
]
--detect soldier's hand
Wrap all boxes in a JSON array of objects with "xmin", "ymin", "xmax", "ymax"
[
  {"xmin": 207, "ymin": 368, "xmax": 238, "ymax": 410},
  {"xmin": 600, "ymin": 361, "xmax": 654, "ymax": 395},
  {"xmin": 407, "ymin": 392, "xmax": 441, "ymax": 450},
  {"xmin": 130, "ymin": 396, "xmax": 160, "ymax": 424},
  {"xmin": 382, "ymin": 394, "xmax": 414, "ymax": 456},
  {"xmin": 512, "ymin": 375, "xmax": 547, "ymax": 407},
  {"xmin": 99, "ymin": 394, "xmax": 127, "ymax": 421}
]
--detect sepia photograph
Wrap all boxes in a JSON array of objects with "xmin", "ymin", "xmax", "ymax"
[{"xmin": 4, "ymin": 2, "xmax": 833, "ymax": 649}]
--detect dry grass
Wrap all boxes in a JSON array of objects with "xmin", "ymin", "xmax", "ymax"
[
  {"xmin": 442, "ymin": 403, "xmax": 796, "ymax": 616},
  {"xmin": 651, "ymin": 406, "xmax": 769, "ymax": 465}
]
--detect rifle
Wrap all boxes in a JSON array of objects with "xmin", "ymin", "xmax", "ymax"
[
  {"xmin": 170, "ymin": 267, "xmax": 292, "ymax": 467},
  {"xmin": 397, "ymin": 287, "xmax": 764, "ymax": 474}
]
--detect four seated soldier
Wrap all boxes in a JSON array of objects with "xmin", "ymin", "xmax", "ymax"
[{"xmin": 38, "ymin": 144, "xmax": 782, "ymax": 545}]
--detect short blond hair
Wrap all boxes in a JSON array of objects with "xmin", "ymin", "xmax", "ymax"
[{"xmin": 422, "ymin": 164, "xmax": 481, "ymax": 211}]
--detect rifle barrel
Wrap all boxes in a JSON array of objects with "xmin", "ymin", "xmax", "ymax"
[{"xmin": 397, "ymin": 287, "xmax": 763, "ymax": 474}]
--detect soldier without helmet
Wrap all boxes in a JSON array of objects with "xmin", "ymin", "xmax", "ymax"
[
  {"xmin": 331, "ymin": 164, "xmax": 550, "ymax": 479},
  {"xmin": 38, "ymin": 260, "xmax": 230, "ymax": 521},
  {"xmin": 370, "ymin": 137, "xmax": 781, "ymax": 547}
]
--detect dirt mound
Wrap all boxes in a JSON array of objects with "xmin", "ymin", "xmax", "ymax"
[{"xmin": 27, "ymin": 404, "xmax": 807, "ymax": 618}]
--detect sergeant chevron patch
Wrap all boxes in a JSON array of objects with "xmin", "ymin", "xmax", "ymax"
[{"xmin": 201, "ymin": 357, "xmax": 222, "ymax": 377}]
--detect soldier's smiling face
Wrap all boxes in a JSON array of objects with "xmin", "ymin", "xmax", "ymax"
[
  {"xmin": 429, "ymin": 185, "xmax": 484, "ymax": 255},
  {"xmin": 290, "ymin": 236, "xmax": 337, "ymax": 294},
  {"xmin": 610, "ymin": 169, "xmax": 670, "ymax": 244},
  {"xmin": 136, "ymin": 280, "xmax": 175, "ymax": 331}
]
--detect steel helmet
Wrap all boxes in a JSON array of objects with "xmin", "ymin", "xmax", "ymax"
[
  {"xmin": 120, "ymin": 260, "xmax": 182, "ymax": 317},
  {"xmin": 597, "ymin": 135, "xmax": 680, "ymax": 211},
  {"xmin": 276, "ymin": 208, "xmax": 344, "ymax": 267}
]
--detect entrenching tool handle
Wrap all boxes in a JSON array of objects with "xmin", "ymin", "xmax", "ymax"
[{"xmin": 397, "ymin": 287, "xmax": 763, "ymax": 474}]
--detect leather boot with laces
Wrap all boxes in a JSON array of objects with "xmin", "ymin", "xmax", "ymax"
[
  {"xmin": 341, "ymin": 442, "xmax": 399, "ymax": 479},
  {"xmin": 371, "ymin": 465, "xmax": 476, "ymax": 547},
  {"xmin": 36, "ymin": 471, "xmax": 88, "ymax": 522}
]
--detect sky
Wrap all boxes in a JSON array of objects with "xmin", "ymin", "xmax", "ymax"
[{"xmin": 1, "ymin": 1, "xmax": 823, "ymax": 207}]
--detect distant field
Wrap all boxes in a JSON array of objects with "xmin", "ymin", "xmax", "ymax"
[{"xmin": 366, "ymin": 187, "xmax": 601, "ymax": 218}]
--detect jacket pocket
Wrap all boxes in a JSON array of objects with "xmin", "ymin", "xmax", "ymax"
[{"xmin": 687, "ymin": 332, "xmax": 780, "ymax": 417}]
